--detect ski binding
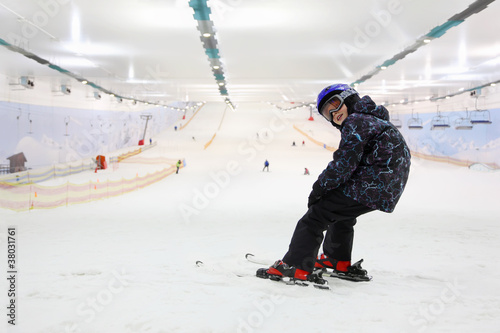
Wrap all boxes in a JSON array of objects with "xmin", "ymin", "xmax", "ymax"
[{"xmin": 256, "ymin": 268, "xmax": 330, "ymax": 290}]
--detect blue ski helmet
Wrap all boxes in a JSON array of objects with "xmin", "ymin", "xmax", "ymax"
[{"xmin": 316, "ymin": 84, "xmax": 359, "ymax": 117}]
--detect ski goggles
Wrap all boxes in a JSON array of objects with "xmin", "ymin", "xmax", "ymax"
[{"xmin": 319, "ymin": 88, "xmax": 357, "ymax": 121}]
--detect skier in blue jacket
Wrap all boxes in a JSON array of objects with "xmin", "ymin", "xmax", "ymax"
[{"xmin": 259, "ymin": 84, "xmax": 411, "ymax": 284}]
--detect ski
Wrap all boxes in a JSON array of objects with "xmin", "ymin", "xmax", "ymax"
[
  {"xmin": 314, "ymin": 268, "xmax": 372, "ymax": 282},
  {"xmin": 329, "ymin": 270, "xmax": 372, "ymax": 282},
  {"xmin": 249, "ymin": 254, "xmax": 330, "ymax": 290},
  {"xmin": 247, "ymin": 254, "xmax": 372, "ymax": 282},
  {"xmin": 195, "ymin": 260, "xmax": 248, "ymax": 278},
  {"xmin": 245, "ymin": 253, "xmax": 273, "ymax": 266}
]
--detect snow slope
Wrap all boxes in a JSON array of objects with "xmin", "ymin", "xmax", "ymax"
[{"xmin": 1, "ymin": 102, "xmax": 499, "ymax": 333}]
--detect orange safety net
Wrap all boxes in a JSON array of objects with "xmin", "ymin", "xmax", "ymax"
[
  {"xmin": 410, "ymin": 151, "xmax": 500, "ymax": 169},
  {"xmin": 0, "ymin": 165, "xmax": 176, "ymax": 212}
]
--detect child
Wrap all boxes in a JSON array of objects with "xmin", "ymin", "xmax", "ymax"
[{"xmin": 258, "ymin": 84, "xmax": 411, "ymax": 284}]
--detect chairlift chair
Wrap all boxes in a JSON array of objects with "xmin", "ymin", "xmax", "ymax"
[
  {"xmin": 407, "ymin": 111, "xmax": 423, "ymax": 129},
  {"xmin": 454, "ymin": 109, "xmax": 473, "ymax": 130},
  {"xmin": 431, "ymin": 114, "xmax": 450, "ymax": 130},
  {"xmin": 470, "ymin": 109, "xmax": 492, "ymax": 124},
  {"xmin": 470, "ymin": 97, "xmax": 492, "ymax": 124},
  {"xmin": 390, "ymin": 112, "xmax": 402, "ymax": 128},
  {"xmin": 391, "ymin": 119, "xmax": 402, "ymax": 128},
  {"xmin": 431, "ymin": 106, "xmax": 450, "ymax": 130},
  {"xmin": 407, "ymin": 118, "xmax": 423, "ymax": 129},
  {"xmin": 454, "ymin": 117, "xmax": 473, "ymax": 130}
]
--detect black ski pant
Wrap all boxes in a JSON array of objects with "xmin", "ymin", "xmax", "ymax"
[{"xmin": 282, "ymin": 189, "xmax": 374, "ymax": 273}]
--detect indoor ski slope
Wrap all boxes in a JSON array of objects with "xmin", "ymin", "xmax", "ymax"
[{"xmin": 1, "ymin": 102, "xmax": 499, "ymax": 333}]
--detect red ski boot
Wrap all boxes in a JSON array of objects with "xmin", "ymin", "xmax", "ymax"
[
  {"xmin": 315, "ymin": 254, "xmax": 372, "ymax": 282},
  {"xmin": 256, "ymin": 260, "xmax": 329, "ymax": 289}
]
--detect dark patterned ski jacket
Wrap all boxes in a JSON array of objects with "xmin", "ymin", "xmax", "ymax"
[{"xmin": 312, "ymin": 96, "xmax": 411, "ymax": 213}]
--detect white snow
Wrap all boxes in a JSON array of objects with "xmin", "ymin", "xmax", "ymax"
[{"xmin": 1, "ymin": 102, "xmax": 500, "ymax": 333}]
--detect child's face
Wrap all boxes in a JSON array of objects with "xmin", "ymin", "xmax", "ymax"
[{"xmin": 322, "ymin": 103, "xmax": 348, "ymax": 126}]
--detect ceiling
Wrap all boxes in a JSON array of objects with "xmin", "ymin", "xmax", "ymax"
[{"xmin": 1, "ymin": 0, "xmax": 499, "ymax": 110}]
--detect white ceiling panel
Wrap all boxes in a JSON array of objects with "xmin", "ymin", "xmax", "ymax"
[{"xmin": 0, "ymin": 0, "xmax": 499, "ymax": 108}]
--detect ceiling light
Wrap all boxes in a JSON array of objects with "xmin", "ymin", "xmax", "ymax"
[
  {"xmin": 203, "ymin": 33, "xmax": 211, "ymax": 38},
  {"xmin": 381, "ymin": 66, "xmax": 387, "ymax": 70},
  {"xmin": 423, "ymin": 39, "xmax": 431, "ymax": 43},
  {"xmin": 219, "ymin": 82, "xmax": 225, "ymax": 86},
  {"xmin": 213, "ymin": 65, "xmax": 220, "ymax": 69},
  {"xmin": 491, "ymin": 83, "xmax": 496, "ymax": 86},
  {"xmin": 81, "ymin": 80, "xmax": 88, "ymax": 84}
]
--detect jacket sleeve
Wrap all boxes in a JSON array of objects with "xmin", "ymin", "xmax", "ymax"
[{"xmin": 313, "ymin": 117, "xmax": 370, "ymax": 196}]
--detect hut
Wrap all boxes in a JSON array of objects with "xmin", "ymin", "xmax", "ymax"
[{"xmin": 7, "ymin": 152, "xmax": 27, "ymax": 173}]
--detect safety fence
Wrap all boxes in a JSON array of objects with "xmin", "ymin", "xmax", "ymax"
[
  {"xmin": 0, "ymin": 161, "xmax": 97, "ymax": 186},
  {"xmin": 120, "ymin": 157, "xmax": 179, "ymax": 165},
  {"xmin": 204, "ymin": 133, "xmax": 217, "ymax": 150},
  {"xmin": 0, "ymin": 143, "xmax": 157, "ymax": 186},
  {"xmin": 410, "ymin": 150, "xmax": 500, "ymax": 169},
  {"xmin": 0, "ymin": 165, "xmax": 176, "ymax": 212},
  {"xmin": 293, "ymin": 125, "xmax": 337, "ymax": 151},
  {"xmin": 179, "ymin": 104, "xmax": 204, "ymax": 130},
  {"xmin": 0, "ymin": 164, "xmax": 10, "ymax": 174},
  {"xmin": 117, "ymin": 143, "xmax": 156, "ymax": 162},
  {"xmin": 294, "ymin": 124, "xmax": 499, "ymax": 169},
  {"xmin": 202, "ymin": 105, "xmax": 227, "ymax": 150}
]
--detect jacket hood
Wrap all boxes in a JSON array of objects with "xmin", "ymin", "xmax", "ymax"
[
  {"xmin": 331, "ymin": 95, "xmax": 389, "ymax": 130},
  {"xmin": 352, "ymin": 95, "xmax": 390, "ymax": 121}
]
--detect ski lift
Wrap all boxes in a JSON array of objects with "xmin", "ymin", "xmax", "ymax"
[
  {"xmin": 454, "ymin": 117, "xmax": 473, "ymax": 130},
  {"xmin": 470, "ymin": 97, "xmax": 492, "ymax": 124},
  {"xmin": 431, "ymin": 106, "xmax": 450, "ymax": 130},
  {"xmin": 454, "ymin": 109, "xmax": 473, "ymax": 130},
  {"xmin": 470, "ymin": 111, "xmax": 492, "ymax": 124},
  {"xmin": 390, "ymin": 112, "xmax": 402, "ymax": 128},
  {"xmin": 407, "ymin": 110, "xmax": 423, "ymax": 129}
]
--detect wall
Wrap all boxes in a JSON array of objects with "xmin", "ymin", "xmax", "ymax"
[
  {"xmin": 0, "ymin": 73, "xmax": 187, "ymax": 169},
  {"xmin": 396, "ymin": 108, "xmax": 499, "ymax": 167},
  {"xmin": 2, "ymin": 70, "xmax": 499, "ymax": 169}
]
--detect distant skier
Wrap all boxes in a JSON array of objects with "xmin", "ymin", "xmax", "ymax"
[
  {"xmin": 176, "ymin": 160, "xmax": 182, "ymax": 174},
  {"xmin": 258, "ymin": 83, "xmax": 411, "ymax": 284},
  {"xmin": 304, "ymin": 168, "xmax": 310, "ymax": 175},
  {"xmin": 262, "ymin": 159, "xmax": 269, "ymax": 172}
]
